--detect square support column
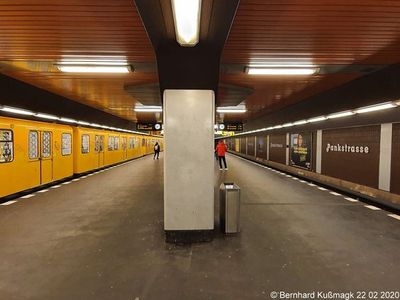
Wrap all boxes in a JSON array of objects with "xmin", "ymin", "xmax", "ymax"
[{"xmin": 163, "ymin": 90, "xmax": 215, "ymax": 243}]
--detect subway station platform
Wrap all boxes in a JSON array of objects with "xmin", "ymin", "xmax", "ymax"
[{"xmin": 0, "ymin": 154, "xmax": 399, "ymax": 300}]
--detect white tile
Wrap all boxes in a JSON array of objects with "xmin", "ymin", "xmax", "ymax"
[
  {"xmin": 51, "ymin": 185, "xmax": 61, "ymax": 189},
  {"xmin": 318, "ymin": 187, "xmax": 328, "ymax": 191},
  {"xmin": 37, "ymin": 189, "xmax": 49, "ymax": 193}
]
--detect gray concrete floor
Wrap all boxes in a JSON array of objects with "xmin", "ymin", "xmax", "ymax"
[{"xmin": 0, "ymin": 154, "xmax": 399, "ymax": 300}]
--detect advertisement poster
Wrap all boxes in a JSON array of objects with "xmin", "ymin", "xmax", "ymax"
[{"xmin": 290, "ymin": 133, "xmax": 312, "ymax": 170}]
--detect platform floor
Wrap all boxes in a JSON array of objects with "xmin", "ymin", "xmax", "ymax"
[{"xmin": 0, "ymin": 154, "xmax": 399, "ymax": 300}]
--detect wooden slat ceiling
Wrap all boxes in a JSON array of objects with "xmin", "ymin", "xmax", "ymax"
[
  {"xmin": 0, "ymin": 0, "xmax": 158, "ymax": 122},
  {"xmin": 220, "ymin": 0, "xmax": 400, "ymax": 122},
  {"xmin": 2, "ymin": 0, "xmax": 400, "ymax": 124}
]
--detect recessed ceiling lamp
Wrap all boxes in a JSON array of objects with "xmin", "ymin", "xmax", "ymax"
[
  {"xmin": 246, "ymin": 67, "xmax": 318, "ymax": 75},
  {"xmin": 134, "ymin": 105, "xmax": 163, "ymax": 112},
  {"xmin": 171, "ymin": 0, "xmax": 202, "ymax": 46}
]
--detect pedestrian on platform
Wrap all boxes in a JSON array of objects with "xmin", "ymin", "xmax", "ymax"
[
  {"xmin": 215, "ymin": 140, "xmax": 228, "ymax": 170},
  {"xmin": 154, "ymin": 142, "xmax": 160, "ymax": 159}
]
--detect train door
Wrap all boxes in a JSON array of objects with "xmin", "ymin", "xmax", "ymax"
[
  {"xmin": 141, "ymin": 138, "xmax": 146, "ymax": 156},
  {"xmin": 40, "ymin": 131, "xmax": 53, "ymax": 184},
  {"xmin": 122, "ymin": 137, "xmax": 127, "ymax": 160},
  {"xmin": 28, "ymin": 130, "xmax": 53, "ymax": 185},
  {"xmin": 95, "ymin": 135, "xmax": 105, "ymax": 168}
]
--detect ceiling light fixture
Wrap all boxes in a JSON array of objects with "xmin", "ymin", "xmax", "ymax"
[
  {"xmin": 308, "ymin": 116, "xmax": 327, "ymax": 123},
  {"xmin": 56, "ymin": 65, "xmax": 131, "ymax": 73},
  {"xmin": 216, "ymin": 108, "xmax": 247, "ymax": 113},
  {"xmin": 282, "ymin": 123, "xmax": 294, "ymax": 127},
  {"xmin": 134, "ymin": 106, "xmax": 163, "ymax": 113},
  {"xmin": 171, "ymin": 0, "xmax": 202, "ymax": 46},
  {"xmin": 355, "ymin": 102, "xmax": 396, "ymax": 114},
  {"xmin": 246, "ymin": 67, "xmax": 318, "ymax": 76},
  {"xmin": 293, "ymin": 120, "xmax": 308, "ymax": 125},
  {"xmin": 35, "ymin": 113, "xmax": 59, "ymax": 120},
  {"xmin": 60, "ymin": 117, "xmax": 77, "ymax": 123},
  {"xmin": 327, "ymin": 111, "xmax": 355, "ymax": 119},
  {"xmin": 0, "ymin": 106, "xmax": 34, "ymax": 116}
]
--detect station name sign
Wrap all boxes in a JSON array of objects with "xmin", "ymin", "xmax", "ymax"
[
  {"xmin": 136, "ymin": 123, "xmax": 163, "ymax": 131},
  {"xmin": 326, "ymin": 143, "xmax": 370, "ymax": 154}
]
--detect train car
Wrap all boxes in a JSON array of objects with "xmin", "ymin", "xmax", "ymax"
[
  {"xmin": 0, "ymin": 116, "xmax": 164, "ymax": 199},
  {"xmin": 0, "ymin": 116, "xmax": 74, "ymax": 198}
]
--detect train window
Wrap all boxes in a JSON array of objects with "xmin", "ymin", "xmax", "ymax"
[
  {"xmin": 95, "ymin": 135, "xmax": 104, "ymax": 152},
  {"xmin": 42, "ymin": 131, "xmax": 52, "ymax": 158},
  {"xmin": 122, "ymin": 137, "xmax": 127, "ymax": 150},
  {"xmin": 114, "ymin": 137, "xmax": 119, "ymax": 150},
  {"xmin": 61, "ymin": 133, "xmax": 72, "ymax": 156},
  {"xmin": 108, "ymin": 136, "xmax": 114, "ymax": 151},
  {"xmin": 81, "ymin": 134, "xmax": 90, "ymax": 154},
  {"xmin": 129, "ymin": 137, "xmax": 135, "ymax": 149},
  {"xmin": 28, "ymin": 131, "xmax": 39, "ymax": 159},
  {"xmin": 142, "ymin": 138, "xmax": 145, "ymax": 147},
  {"xmin": 0, "ymin": 129, "xmax": 13, "ymax": 163}
]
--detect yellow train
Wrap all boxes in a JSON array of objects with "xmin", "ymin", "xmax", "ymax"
[{"xmin": 0, "ymin": 116, "xmax": 163, "ymax": 198}]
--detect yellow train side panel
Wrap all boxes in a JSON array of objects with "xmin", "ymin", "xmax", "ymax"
[
  {"xmin": 73, "ymin": 127, "xmax": 107, "ymax": 173},
  {"xmin": 0, "ymin": 117, "xmax": 73, "ymax": 198}
]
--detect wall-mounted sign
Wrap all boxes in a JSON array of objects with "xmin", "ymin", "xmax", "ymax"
[
  {"xmin": 216, "ymin": 123, "xmax": 243, "ymax": 132},
  {"xmin": 326, "ymin": 143, "xmax": 370, "ymax": 154},
  {"xmin": 290, "ymin": 133, "xmax": 312, "ymax": 170},
  {"xmin": 136, "ymin": 123, "xmax": 163, "ymax": 131}
]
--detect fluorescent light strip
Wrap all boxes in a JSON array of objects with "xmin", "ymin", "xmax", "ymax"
[
  {"xmin": 355, "ymin": 102, "xmax": 396, "ymax": 114},
  {"xmin": 35, "ymin": 113, "xmax": 59, "ymax": 120},
  {"xmin": 246, "ymin": 67, "xmax": 317, "ymax": 75},
  {"xmin": 171, "ymin": 0, "xmax": 202, "ymax": 46},
  {"xmin": 0, "ymin": 106, "xmax": 158, "ymax": 137},
  {"xmin": 216, "ymin": 109, "xmax": 247, "ymax": 113},
  {"xmin": 293, "ymin": 120, "xmax": 308, "ymax": 125},
  {"xmin": 327, "ymin": 111, "xmax": 355, "ymax": 119},
  {"xmin": 308, "ymin": 116, "xmax": 327, "ymax": 123},
  {"xmin": 60, "ymin": 117, "xmax": 77, "ymax": 123},
  {"xmin": 57, "ymin": 65, "xmax": 131, "ymax": 73},
  {"xmin": 134, "ymin": 108, "xmax": 163, "ymax": 112},
  {"xmin": 1, "ymin": 106, "xmax": 34, "ymax": 116},
  {"xmin": 230, "ymin": 100, "xmax": 399, "ymax": 137}
]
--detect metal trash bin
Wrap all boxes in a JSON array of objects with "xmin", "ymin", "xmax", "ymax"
[{"xmin": 220, "ymin": 183, "xmax": 241, "ymax": 233}]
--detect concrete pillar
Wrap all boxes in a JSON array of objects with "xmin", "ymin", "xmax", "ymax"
[
  {"xmin": 163, "ymin": 90, "xmax": 215, "ymax": 242},
  {"xmin": 266, "ymin": 135, "xmax": 270, "ymax": 160}
]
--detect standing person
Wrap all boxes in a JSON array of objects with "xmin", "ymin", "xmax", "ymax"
[
  {"xmin": 154, "ymin": 142, "xmax": 160, "ymax": 159},
  {"xmin": 215, "ymin": 140, "xmax": 228, "ymax": 170}
]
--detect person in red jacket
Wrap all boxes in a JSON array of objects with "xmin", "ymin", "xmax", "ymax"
[{"xmin": 215, "ymin": 140, "xmax": 228, "ymax": 170}]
